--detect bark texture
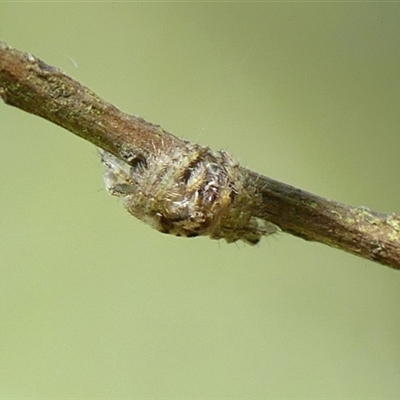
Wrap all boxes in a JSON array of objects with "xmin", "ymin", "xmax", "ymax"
[{"xmin": 1, "ymin": 42, "xmax": 399, "ymax": 270}]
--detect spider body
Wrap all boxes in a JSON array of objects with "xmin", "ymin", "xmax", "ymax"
[{"xmin": 101, "ymin": 145, "xmax": 277, "ymax": 244}]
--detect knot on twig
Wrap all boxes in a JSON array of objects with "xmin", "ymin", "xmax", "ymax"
[{"xmin": 101, "ymin": 144, "xmax": 277, "ymax": 244}]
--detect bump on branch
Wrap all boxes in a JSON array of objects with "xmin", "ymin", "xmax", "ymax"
[{"xmin": 1, "ymin": 41, "xmax": 399, "ymax": 270}]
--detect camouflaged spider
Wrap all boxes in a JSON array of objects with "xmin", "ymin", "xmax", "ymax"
[{"xmin": 101, "ymin": 147, "xmax": 277, "ymax": 245}]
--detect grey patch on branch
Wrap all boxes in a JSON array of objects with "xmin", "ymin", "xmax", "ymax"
[{"xmin": 101, "ymin": 145, "xmax": 278, "ymax": 245}]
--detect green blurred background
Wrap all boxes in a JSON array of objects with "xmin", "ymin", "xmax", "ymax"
[{"xmin": 1, "ymin": 3, "xmax": 400, "ymax": 398}]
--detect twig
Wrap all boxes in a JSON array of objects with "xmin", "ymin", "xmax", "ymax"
[{"xmin": 1, "ymin": 41, "xmax": 399, "ymax": 270}]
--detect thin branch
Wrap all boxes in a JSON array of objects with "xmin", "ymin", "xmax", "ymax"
[{"xmin": 1, "ymin": 41, "xmax": 399, "ymax": 270}]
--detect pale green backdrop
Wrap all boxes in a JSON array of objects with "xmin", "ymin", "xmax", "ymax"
[{"xmin": 1, "ymin": 3, "xmax": 400, "ymax": 398}]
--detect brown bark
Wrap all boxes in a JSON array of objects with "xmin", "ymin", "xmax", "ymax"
[{"xmin": 1, "ymin": 41, "xmax": 399, "ymax": 270}]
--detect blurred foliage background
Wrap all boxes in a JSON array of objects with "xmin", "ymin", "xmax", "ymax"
[{"xmin": 1, "ymin": 3, "xmax": 400, "ymax": 398}]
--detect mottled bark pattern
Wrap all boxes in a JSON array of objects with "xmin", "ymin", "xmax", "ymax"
[{"xmin": 1, "ymin": 41, "xmax": 400, "ymax": 269}]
